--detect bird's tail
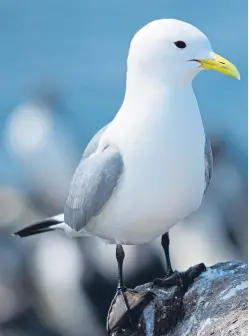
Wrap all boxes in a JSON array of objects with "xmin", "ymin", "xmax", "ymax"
[{"xmin": 13, "ymin": 214, "xmax": 65, "ymax": 238}]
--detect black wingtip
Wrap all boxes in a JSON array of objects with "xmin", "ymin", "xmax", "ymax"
[
  {"xmin": 13, "ymin": 227, "xmax": 54, "ymax": 238},
  {"xmin": 13, "ymin": 218, "xmax": 62, "ymax": 238}
]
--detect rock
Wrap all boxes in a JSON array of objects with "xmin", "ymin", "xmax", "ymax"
[{"xmin": 109, "ymin": 261, "xmax": 248, "ymax": 336}]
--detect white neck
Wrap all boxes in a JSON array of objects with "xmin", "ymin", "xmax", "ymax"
[
  {"xmin": 117, "ymin": 68, "xmax": 199, "ymax": 123},
  {"xmin": 108, "ymin": 67, "xmax": 205, "ymax": 173}
]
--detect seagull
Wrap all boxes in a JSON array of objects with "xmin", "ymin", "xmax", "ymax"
[{"xmin": 14, "ymin": 18, "xmax": 240, "ymax": 329}]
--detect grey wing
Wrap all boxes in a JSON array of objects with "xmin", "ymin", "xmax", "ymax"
[
  {"xmin": 82, "ymin": 123, "xmax": 110, "ymax": 159},
  {"xmin": 64, "ymin": 146, "xmax": 123, "ymax": 231},
  {"xmin": 204, "ymin": 136, "xmax": 213, "ymax": 194}
]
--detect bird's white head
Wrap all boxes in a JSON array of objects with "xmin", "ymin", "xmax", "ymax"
[{"xmin": 127, "ymin": 19, "xmax": 240, "ymax": 85}]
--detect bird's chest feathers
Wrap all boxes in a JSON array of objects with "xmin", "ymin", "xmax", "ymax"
[{"xmin": 116, "ymin": 103, "xmax": 205, "ymax": 220}]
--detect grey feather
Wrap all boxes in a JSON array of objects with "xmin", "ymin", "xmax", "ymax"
[
  {"xmin": 64, "ymin": 146, "xmax": 123, "ymax": 231},
  {"xmin": 82, "ymin": 124, "xmax": 110, "ymax": 159},
  {"xmin": 204, "ymin": 136, "xmax": 213, "ymax": 194}
]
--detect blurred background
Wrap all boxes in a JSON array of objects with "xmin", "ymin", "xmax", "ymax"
[{"xmin": 0, "ymin": 1, "xmax": 247, "ymax": 335}]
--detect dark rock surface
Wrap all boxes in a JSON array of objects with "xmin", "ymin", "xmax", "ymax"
[{"xmin": 110, "ymin": 261, "xmax": 248, "ymax": 336}]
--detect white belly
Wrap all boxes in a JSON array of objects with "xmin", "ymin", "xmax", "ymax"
[{"xmin": 85, "ymin": 100, "xmax": 206, "ymax": 245}]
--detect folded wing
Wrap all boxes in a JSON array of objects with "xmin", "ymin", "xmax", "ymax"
[{"xmin": 64, "ymin": 146, "xmax": 124, "ymax": 232}]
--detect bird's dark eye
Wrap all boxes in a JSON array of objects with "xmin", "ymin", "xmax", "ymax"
[{"xmin": 174, "ymin": 41, "xmax": 186, "ymax": 49}]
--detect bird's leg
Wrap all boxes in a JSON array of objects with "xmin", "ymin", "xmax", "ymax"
[
  {"xmin": 116, "ymin": 244, "xmax": 130, "ymax": 309},
  {"xmin": 153, "ymin": 232, "xmax": 183, "ymax": 287},
  {"xmin": 115, "ymin": 244, "xmax": 136, "ymax": 328},
  {"xmin": 162, "ymin": 232, "xmax": 174, "ymax": 277},
  {"xmin": 153, "ymin": 232, "xmax": 206, "ymax": 290},
  {"xmin": 107, "ymin": 244, "xmax": 154, "ymax": 333}
]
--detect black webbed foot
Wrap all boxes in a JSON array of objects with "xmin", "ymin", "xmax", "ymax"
[
  {"xmin": 152, "ymin": 263, "xmax": 206, "ymax": 291},
  {"xmin": 107, "ymin": 287, "xmax": 154, "ymax": 334},
  {"xmin": 153, "ymin": 270, "xmax": 184, "ymax": 288}
]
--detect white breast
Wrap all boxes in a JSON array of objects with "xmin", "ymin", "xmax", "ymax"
[{"xmin": 86, "ymin": 87, "xmax": 206, "ymax": 245}]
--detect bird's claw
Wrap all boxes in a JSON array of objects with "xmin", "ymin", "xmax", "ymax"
[
  {"xmin": 152, "ymin": 270, "xmax": 184, "ymax": 288},
  {"xmin": 152, "ymin": 263, "xmax": 206, "ymax": 291},
  {"xmin": 107, "ymin": 287, "xmax": 154, "ymax": 333}
]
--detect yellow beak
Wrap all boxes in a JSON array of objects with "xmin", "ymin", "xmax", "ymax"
[{"xmin": 199, "ymin": 53, "xmax": 240, "ymax": 80}]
